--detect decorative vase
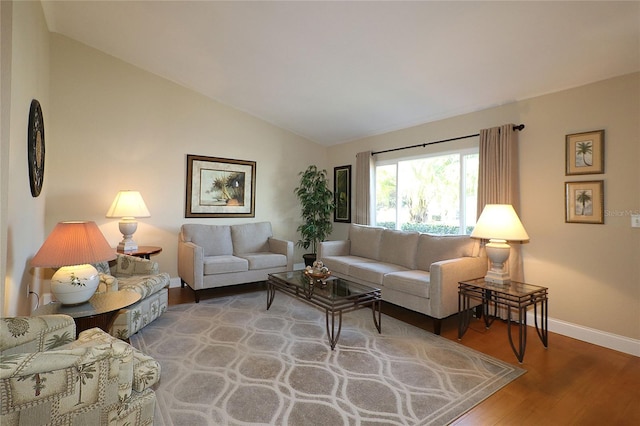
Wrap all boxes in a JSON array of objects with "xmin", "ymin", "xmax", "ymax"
[{"xmin": 50, "ymin": 264, "xmax": 100, "ymax": 305}]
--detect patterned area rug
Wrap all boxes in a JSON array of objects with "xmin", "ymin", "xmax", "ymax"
[{"xmin": 130, "ymin": 290, "xmax": 524, "ymax": 425}]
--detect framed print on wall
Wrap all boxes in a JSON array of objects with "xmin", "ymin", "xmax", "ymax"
[
  {"xmin": 185, "ymin": 154, "xmax": 256, "ymax": 218},
  {"xmin": 566, "ymin": 130, "xmax": 604, "ymax": 175},
  {"xmin": 565, "ymin": 180, "xmax": 604, "ymax": 224},
  {"xmin": 334, "ymin": 165, "xmax": 351, "ymax": 223}
]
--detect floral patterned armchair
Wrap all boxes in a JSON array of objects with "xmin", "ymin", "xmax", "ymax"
[
  {"xmin": 94, "ymin": 253, "xmax": 170, "ymax": 339},
  {"xmin": 0, "ymin": 315, "xmax": 160, "ymax": 425}
]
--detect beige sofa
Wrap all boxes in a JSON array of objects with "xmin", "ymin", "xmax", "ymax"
[
  {"xmin": 318, "ymin": 224, "xmax": 487, "ymax": 334},
  {"xmin": 1, "ymin": 315, "xmax": 160, "ymax": 425},
  {"xmin": 178, "ymin": 222, "xmax": 294, "ymax": 302}
]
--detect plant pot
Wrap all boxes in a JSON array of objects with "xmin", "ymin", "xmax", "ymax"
[{"xmin": 303, "ymin": 253, "xmax": 316, "ymax": 267}]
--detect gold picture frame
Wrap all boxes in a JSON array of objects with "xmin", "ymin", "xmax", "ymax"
[
  {"xmin": 565, "ymin": 130, "xmax": 604, "ymax": 175},
  {"xmin": 565, "ymin": 180, "xmax": 604, "ymax": 224},
  {"xmin": 185, "ymin": 154, "xmax": 256, "ymax": 218}
]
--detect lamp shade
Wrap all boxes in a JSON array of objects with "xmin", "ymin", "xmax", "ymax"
[
  {"xmin": 106, "ymin": 190, "xmax": 150, "ymax": 218},
  {"xmin": 31, "ymin": 221, "xmax": 116, "ymax": 268},
  {"xmin": 471, "ymin": 204, "xmax": 529, "ymax": 241}
]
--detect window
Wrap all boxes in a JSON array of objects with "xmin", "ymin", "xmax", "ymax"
[{"xmin": 375, "ymin": 150, "xmax": 478, "ymax": 235}]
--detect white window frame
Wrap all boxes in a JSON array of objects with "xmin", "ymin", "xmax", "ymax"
[{"xmin": 374, "ymin": 147, "xmax": 479, "ymax": 235}]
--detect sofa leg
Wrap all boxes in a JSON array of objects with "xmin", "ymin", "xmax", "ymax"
[
  {"xmin": 433, "ymin": 319, "xmax": 442, "ymax": 335},
  {"xmin": 194, "ymin": 290, "xmax": 200, "ymax": 303}
]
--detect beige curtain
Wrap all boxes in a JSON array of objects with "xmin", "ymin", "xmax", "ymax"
[
  {"xmin": 477, "ymin": 124, "xmax": 524, "ymax": 282},
  {"xmin": 355, "ymin": 151, "xmax": 374, "ymax": 225}
]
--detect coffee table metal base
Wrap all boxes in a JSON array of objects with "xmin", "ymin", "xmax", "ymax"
[{"xmin": 267, "ymin": 275, "xmax": 381, "ymax": 350}]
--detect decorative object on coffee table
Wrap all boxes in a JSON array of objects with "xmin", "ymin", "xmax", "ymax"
[
  {"xmin": 31, "ymin": 221, "xmax": 116, "ymax": 304},
  {"xmin": 106, "ymin": 190, "xmax": 151, "ymax": 252},
  {"xmin": 295, "ymin": 165, "xmax": 334, "ymax": 266}
]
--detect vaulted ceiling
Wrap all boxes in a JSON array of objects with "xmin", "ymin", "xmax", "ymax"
[{"xmin": 41, "ymin": 1, "xmax": 640, "ymax": 145}]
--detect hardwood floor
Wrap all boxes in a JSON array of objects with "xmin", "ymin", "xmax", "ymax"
[{"xmin": 168, "ymin": 284, "xmax": 640, "ymax": 425}]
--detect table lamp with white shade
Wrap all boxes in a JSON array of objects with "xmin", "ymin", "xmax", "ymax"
[
  {"xmin": 31, "ymin": 221, "xmax": 116, "ymax": 305},
  {"xmin": 471, "ymin": 204, "xmax": 529, "ymax": 284},
  {"xmin": 106, "ymin": 190, "xmax": 150, "ymax": 252}
]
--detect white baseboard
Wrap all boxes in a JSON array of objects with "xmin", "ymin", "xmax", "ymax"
[
  {"xmin": 169, "ymin": 277, "xmax": 182, "ymax": 288},
  {"xmin": 527, "ymin": 311, "xmax": 640, "ymax": 357}
]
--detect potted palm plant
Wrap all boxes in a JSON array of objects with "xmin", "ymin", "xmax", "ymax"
[{"xmin": 295, "ymin": 165, "xmax": 335, "ymax": 266}]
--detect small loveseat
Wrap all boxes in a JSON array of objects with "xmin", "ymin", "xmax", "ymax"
[
  {"xmin": 0, "ymin": 315, "xmax": 160, "ymax": 425},
  {"xmin": 94, "ymin": 253, "xmax": 170, "ymax": 339},
  {"xmin": 178, "ymin": 222, "xmax": 294, "ymax": 302},
  {"xmin": 318, "ymin": 224, "xmax": 487, "ymax": 334}
]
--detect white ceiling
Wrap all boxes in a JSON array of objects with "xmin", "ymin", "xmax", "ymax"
[{"xmin": 41, "ymin": 1, "xmax": 640, "ymax": 146}]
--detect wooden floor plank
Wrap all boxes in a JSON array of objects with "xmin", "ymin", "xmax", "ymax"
[{"xmin": 167, "ymin": 284, "xmax": 640, "ymax": 424}]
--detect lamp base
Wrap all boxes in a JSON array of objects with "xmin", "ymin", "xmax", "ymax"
[
  {"xmin": 484, "ymin": 270, "xmax": 511, "ymax": 285},
  {"xmin": 50, "ymin": 264, "xmax": 100, "ymax": 305},
  {"xmin": 484, "ymin": 239, "xmax": 512, "ymax": 285},
  {"xmin": 117, "ymin": 239, "xmax": 138, "ymax": 252}
]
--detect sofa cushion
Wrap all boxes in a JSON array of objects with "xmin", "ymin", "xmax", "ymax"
[
  {"xmin": 322, "ymin": 256, "xmax": 375, "ymax": 275},
  {"xmin": 348, "ymin": 262, "xmax": 408, "ymax": 285},
  {"xmin": 238, "ymin": 253, "xmax": 287, "ymax": 270},
  {"xmin": 232, "ymin": 222, "xmax": 272, "ymax": 254},
  {"xmin": 383, "ymin": 270, "xmax": 431, "ymax": 298},
  {"xmin": 203, "ymin": 255, "xmax": 248, "ymax": 275},
  {"xmin": 182, "ymin": 224, "xmax": 233, "ymax": 256},
  {"xmin": 379, "ymin": 229, "xmax": 419, "ymax": 269},
  {"xmin": 349, "ymin": 224, "xmax": 384, "ymax": 260},
  {"xmin": 416, "ymin": 234, "xmax": 475, "ymax": 271}
]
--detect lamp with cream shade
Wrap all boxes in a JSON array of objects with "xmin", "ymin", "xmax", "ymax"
[
  {"xmin": 106, "ymin": 190, "xmax": 150, "ymax": 252},
  {"xmin": 471, "ymin": 204, "xmax": 529, "ymax": 284},
  {"xmin": 31, "ymin": 221, "xmax": 116, "ymax": 304}
]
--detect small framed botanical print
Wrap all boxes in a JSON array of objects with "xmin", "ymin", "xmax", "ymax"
[
  {"xmin": 565, "ymin": 130, "xmax": 604, "ymax": 175},
  {"xmin": 565, "ymin": 180, "xmax": 604, "ymax": 224}
]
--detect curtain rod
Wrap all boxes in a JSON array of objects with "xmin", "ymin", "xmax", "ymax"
[{"xmin": 371, "ymin": 124, "xmax": 525, "ymax": 156}]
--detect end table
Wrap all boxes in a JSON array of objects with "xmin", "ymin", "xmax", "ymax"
[
  {"xmin": 33, "ymin": 290, "xmax": 140, "ymax": 338},
  {"xmin": 117, "ymin": 245, "xmax": 162, "ymax": 260},
  {"xmin": 458, "ymin": 277, "xmax": 548, "ymax": 363}
]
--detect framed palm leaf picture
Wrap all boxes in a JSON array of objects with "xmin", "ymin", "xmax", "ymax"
[
  {"xmin": 565, "ymin": 180, "xmax": 604, "ymax": 224},
  {"xmin": 566, "ymin": 130, "xmax": 604, "ymax": 175},
  {"xmin": 185, "ymin": 154, "xmax": 256, "ymax": 218}
]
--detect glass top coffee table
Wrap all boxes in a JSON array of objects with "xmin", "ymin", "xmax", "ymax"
[{"xmin": 267, "ymin": 271, "xmax": 382, "ymax": 350}]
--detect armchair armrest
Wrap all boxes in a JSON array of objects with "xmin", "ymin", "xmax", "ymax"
[
  {"xmin": 429, "ymin": 256, "xmax": 488, "ymax": 319},
  {"xmin": 0, "ymin": 315, "xmax": 75, "ymax": 354},
  {"xmin": 268, "ymin": 237, "xmax": 294, "ymax": 270},
  {"xmin": 318, "ymin": 240, "xmax": 351, "ymax": 258},
  {"xmin": 178, "ymin": 240, "xmax": 204, "ymax": 289}
]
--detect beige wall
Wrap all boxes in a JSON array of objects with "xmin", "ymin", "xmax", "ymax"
[
  {"xmin": 2, "ymin": 0, "xmax": 50, "ymax": 316},
  {"xmin": 328, "ymin": 72, "xmax": 640, "ymax": 345},
  {"xmin": 45, "ymin": 34, "xmax": 325, "ymax": 289}
]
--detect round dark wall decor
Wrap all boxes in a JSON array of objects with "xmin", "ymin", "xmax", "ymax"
[{"xmin": 28, "ymin": 99, "xmax": 45, "ymax": 197}]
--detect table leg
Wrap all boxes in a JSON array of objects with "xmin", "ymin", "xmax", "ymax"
[
  {"xmin": 326, "ymin": 309, "xmax": 343, "ymax": 350},
  {"xmin": 534, "ymin": 298, "xmax": 549, "ymax": 348},
  {"xmin": 507, "ymin": 306, "xmax": 528, "ymax": 363},
  {"xmin": 371, "ymin": 299, "xmax": 382, "ymax": 334},
  {"xmin": 458, "ymin": 290, "xmax": 471, "ymax": 339},
  {"xmin": 266, "ymin": 281, "xmax": 276, "ymax": 310}
]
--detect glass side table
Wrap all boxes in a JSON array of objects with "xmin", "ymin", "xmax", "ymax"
[
  {"xmin": 458, "ymin": 277, "xmax": 548, "ymax": 363},
  {"xmin": 33, "ymin": 290, "xmax": 140, "ymax": 338}
]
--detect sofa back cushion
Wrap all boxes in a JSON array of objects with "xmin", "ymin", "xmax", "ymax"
[
  {"xmin": 379, "ymin": 229, "xmax": 419, "ymax": 269},
  {"xmin": 231, "ymin": 222, "xmax": 272, "ymax": 254},
  {"xmin": 349, "ymin": 224, "xmax": 384, "ymax": 260},
  {"xmin": 416, "ymin": 234, "xmax": 476, "ymax": 271},
  {"xmin": 181, "ymin": 224, "xmax": 233, "ymax": 256}
]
